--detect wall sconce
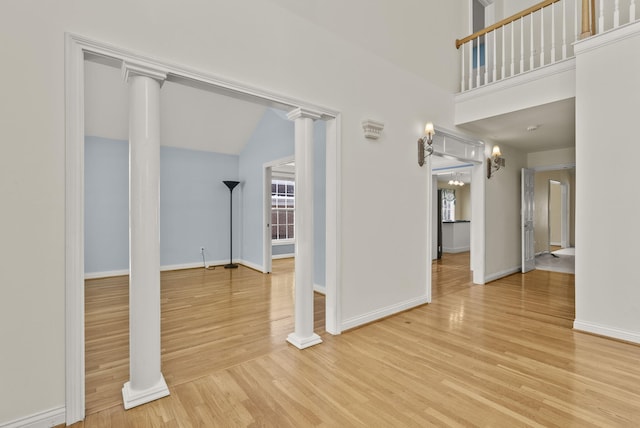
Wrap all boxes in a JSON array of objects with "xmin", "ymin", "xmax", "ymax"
[
  {"xmin": 417, "ymin": 122, "xmax": 435, "ymax": 167},
  {"xmin": 487, "ymin": 145, "xmax": 506, "ymax": 179}
]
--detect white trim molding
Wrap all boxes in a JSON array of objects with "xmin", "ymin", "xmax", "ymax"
[
  {"xmin": 443, "ymin": 246, "xmax": 471, "ymax": 254},
  {"xmin": 574, "ymin": 20, "xmax": 640, "ymax": 56},
  {"xmin": 313, "ymin": 284, "xmax": 326, "ymax": 295},
  {"xmin": 573, "ymin": 320, "xmax": 640, "ymax": 345},
  {"xmin": 272, "ymin": 253, "xmax": 295, "ymax": 260},
  {"xmin": 484, "ymin": 266, "xmax": 521, "ymax": 283},
  {"xmin": 0, "ymin": 407, "xmax": 65, "ymax": 428},
  {"xmin": 341, "ymin": 295, "xmax": 430, "ymax": 331},
  {"xmin": 238, "ymin": 259, "xmax": 264, "ymax": 272}
]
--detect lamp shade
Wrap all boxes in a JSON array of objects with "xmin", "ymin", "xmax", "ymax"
[
  {"xmin": 424, "ymin": 122, "xmax": 435, "ymax": 136},
  {"xmin": 492, "ymin": 145, "xmax": 502, "ymax": 157}
]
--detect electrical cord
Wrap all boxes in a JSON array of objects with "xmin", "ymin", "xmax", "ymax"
[{"xmin": 202, "ymin": 250, "xmax": 216, "ymax": 270}]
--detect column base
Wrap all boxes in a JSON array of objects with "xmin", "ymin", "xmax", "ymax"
[
  {"xmin": 122, "ymin": 374, "xmax": 170, "ymax": 410},
  {"xmin": 287, "ymin": 332, "xmax": 322, "ymax": 349}
]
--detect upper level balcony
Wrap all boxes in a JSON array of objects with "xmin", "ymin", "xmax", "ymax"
[{"xmin": 454, "ymin": 0, "xmax": 638, "ymax": 130}]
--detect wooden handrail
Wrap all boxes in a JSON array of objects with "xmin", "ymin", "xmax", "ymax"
[{"xmin": 456, "ymin": 0, "xmax": 562, "ymax": 49}]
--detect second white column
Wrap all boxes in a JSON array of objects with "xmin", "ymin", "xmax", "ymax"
[{"xmin": 286, "ymin": 107, "xmax": 323, "ymax": 350}]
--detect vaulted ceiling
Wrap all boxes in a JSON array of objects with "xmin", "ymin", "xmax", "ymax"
[{"xmin": 84, "ymin": 59, "xmax": 268, "ymax": 155}]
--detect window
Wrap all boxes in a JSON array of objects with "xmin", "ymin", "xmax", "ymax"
[
  {"xmin": 442, "ymin": 189, "xmax": 456, "ymax": 222},
  {"xmin": 271, "ymin": 178, "xmax": 294, "ymax": 241}
]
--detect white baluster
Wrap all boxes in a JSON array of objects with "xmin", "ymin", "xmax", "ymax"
[
  {"xmin": 476, "ymin": 36, "xmax": 481, "ymax": 86},
  {"xmin": 530, "ymin": 13, "xmax": 535, "ymax": 69},
  {"xmin": 461, "ymin": 44, "xmax": 465, "ymax": 91},
  {"xmin": 540, "ymin": 8, "xmax": 545, "ymax": 66},
  {"xmin": 599, "ymin": 0, "xmax": 604, "ymax": 33},
  {"xmin": 493, "ymin": 29, "xmax": 497, "ymax": 82},
  {"xmin": 562, "ymin": 0, "xmax": 567, "ymax": 59},
  {"xmin": 501, "ymin": 26, "xmax": 506, "ymax": 80},
  {"xmin": 551, "ymin": 2, "xmax": 556, "ymax": 63},
  {"xmin": 468, "ymin": 40, "xmax": 473, "ymax": 89},
  {"xmin": 484, "ymin": 34, "xmax": 489, "ymax": 84},
  {"xmin": 614, "ymin": 0, "xmax": 620, "ymax": 28},
  {"xmin": 520, "ymin": 17, "xmax": 525, "ymax": 72},
  {"xmin": 576, "ymin": 0, "xmax": 580, "ymax": 41},
  {"xmin": 510, "ymin": 22, "xmax": 515, "ymax": 76},
  {"xmin": 632, "ymin": 0, "xmax": 637, "ymax": 22}
]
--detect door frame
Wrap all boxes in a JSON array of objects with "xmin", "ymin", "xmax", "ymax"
[
  {"xmin": 431, "ymin": 157, "xmax": 485, "ymax": 284},
  {"xmin": 65, "ymin": 33, "xmax": 342, "ymax": 424},
  {"xmin": 263, "ymin": 156, "xmax": 295, "ymax": 273}
]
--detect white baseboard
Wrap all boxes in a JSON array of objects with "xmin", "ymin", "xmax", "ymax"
[
  {"xmin": 272, "ymin": 253, "xmax": 295, "ymax": 260},
  {"xmin": 85, "ymin": 259, "xmax": 231, "ymax": 279},
  {"xmin": 550, "ymin": 241, "xmax": 561, "ymax": 246},
  {"xmin": 485, "ymin": 266, "xmax": 521, "ymax": 283},
  {"xmin": 85, "ymin": 269, "xmax": 129, "ymax": 279},
  {"xmin": 313, "ymin": 283, "xmax": 326, "ymax": 295},
  {"xmin": 573, "ymin": 320, "xmax": 640, "ymax": 345},
  {"xmin": 0, "ymin": 407, "xmax": 65, "ymax": 428},
  {"xmin": 443, "ymin": 246, "xmax": 470, "ymax": 254},
  {"xmin": 238, "ymin": 259, "xmax": 264, "ymax": 272},
  {"xmin": 341, "ymin": 295, "xmax": 430, "ymax": 331}
]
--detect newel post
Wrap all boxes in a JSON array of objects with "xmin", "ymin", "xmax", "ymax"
[{"xmin": 580, "ymin": 0, "xmax": 595, "ymax": 39}]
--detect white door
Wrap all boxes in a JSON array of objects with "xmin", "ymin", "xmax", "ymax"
[{"xmin": 522, "ymin": 168, "xmax": 535, "ymax": 273}]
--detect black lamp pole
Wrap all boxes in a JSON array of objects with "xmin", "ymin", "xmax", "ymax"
[{"xmin": 223, "ymin": 180, "xmax": 240, "ymax": 269}]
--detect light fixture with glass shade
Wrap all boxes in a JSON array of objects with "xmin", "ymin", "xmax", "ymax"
[
  {"xmin": 417, "ymin": 122, "xmax": 435, "ymax": 166},
  {"xmin": 487, "ymin": 145, "xmax": 506, "ymax": 179}
]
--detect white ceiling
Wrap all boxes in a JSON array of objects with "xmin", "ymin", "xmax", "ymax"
[
  {"xmin": 433, "ymin": 96, "xmax": 576, "ymax": 182},
  {"xmin": 84, "ymin": 59, "xmax": 269, "ymax": 155},
  {"xmin": 457, "ymin": 98, "xmax": 576, "ymax": 153}
]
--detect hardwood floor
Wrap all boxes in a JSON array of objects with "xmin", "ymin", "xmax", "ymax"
[
  {"xmin": 73, "ymin": 255, "xmax": 640, "ymax": 427},
  {"xmin": 84, "ymin": 258, "xmax": 324, "ymax": 415}
]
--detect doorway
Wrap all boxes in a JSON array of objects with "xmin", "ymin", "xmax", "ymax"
[
  {"xmin": 263, "ymin": 157, "xmax": 295, "ymax": 273},
  {"xmin": 65, "ymin": 34, "xmax": 341, "ymax": 423},
  {"xmin": 527, "ymin": 167, "xmax": 576, "ymax": 274}
]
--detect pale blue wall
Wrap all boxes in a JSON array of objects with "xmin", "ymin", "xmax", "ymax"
[
  {"xmin": 84, "ymin": 136, "xmax": 129, "ymax": 273},
  {"xmin": 239, "ymin": 109, "xmax": 295, "ymax": 267},
  {"xmin": 160, "ymin": 146, "xmax": 240, "ymax": 267},
  {"xmin": 273, "ymin": 244, "xmax": 295, "ymax": 256},
  {"xmin": 84, "ymin": 137, "xmax": 239, "ymax": 274}
]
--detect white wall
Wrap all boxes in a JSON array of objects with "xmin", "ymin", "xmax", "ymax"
[
  {"xmin": 527, "ymin": 147, "xmax": 576, "ymax": 168},
  {"xmin": 0, "ymin": 1, "xmax": 467, "ymax": 423},
  {"xmin": 573, "ymin": 23, "xmax": 640, "ymax": 343},
  {"xmin": 484, "ymin": 143, "xmax": 527, "ymax": 280}
]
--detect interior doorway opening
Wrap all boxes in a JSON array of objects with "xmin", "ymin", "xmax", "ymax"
[{"xmin": 66, "ymin": 34, "xmax": 341, "ymax": 423}]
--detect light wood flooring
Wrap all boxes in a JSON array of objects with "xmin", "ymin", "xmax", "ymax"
[{"xmin": 71, "ymin": 254, "xmax": 640, "ymax": 427}]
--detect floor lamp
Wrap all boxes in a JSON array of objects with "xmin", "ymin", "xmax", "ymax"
[{"xmin": 223, "ymin": 180, "xmax": 240, "ymax": 269}]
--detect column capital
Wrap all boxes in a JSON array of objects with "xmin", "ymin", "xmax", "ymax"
[
  {"xmin": 122, "ymin": 60, "xmax": 169, "ymax": 85},
  {"xmin": 286, "ymin": 107, "xmax": 322, "ymax": 121}
]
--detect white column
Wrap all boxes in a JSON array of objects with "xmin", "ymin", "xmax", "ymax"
[
  {"xmin": 286, "ymin": 107, "xmax": 322, "ymax": 350},
  {"xmin": 121, "ymin": 61, "xmax": 170, "ymax": 409}
]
